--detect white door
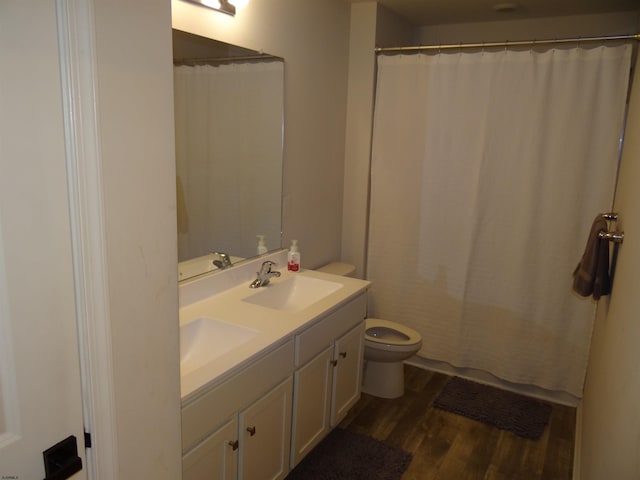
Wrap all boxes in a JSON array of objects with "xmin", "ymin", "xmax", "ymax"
[{"xmin": 0, "ymin": 2, "xmax": 86, "ymax": 479}]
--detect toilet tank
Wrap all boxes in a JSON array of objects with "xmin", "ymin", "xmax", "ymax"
[{"xmin": 316, "ymin": 262, "xmax": 356, "ymax": 278}]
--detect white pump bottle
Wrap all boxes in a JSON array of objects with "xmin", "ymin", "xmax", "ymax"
[{"xmin": 288, "ymin": 240, "xmax": 300, "ymax": 272}]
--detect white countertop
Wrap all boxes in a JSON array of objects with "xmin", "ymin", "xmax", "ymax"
[{"xmin": 179, "ymin": 252, "xmax": 370, "ymax": 402}]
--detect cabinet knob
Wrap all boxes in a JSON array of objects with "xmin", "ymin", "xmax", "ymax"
[
  {"xmin": 330, "ymin": 359, "xmax": 338, "ymax": 367},
  {"xmin": 246, "ymin": 425, "xmax": 257, "ymax": 436},
  {"xmin": 228, "ymin": 440, "xmax": 239, "ymax": 451},
  {"xmin": 339, "ymin": 351, "xmax": 347, "ymax": 358}
]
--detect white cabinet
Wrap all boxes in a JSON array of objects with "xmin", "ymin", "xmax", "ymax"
[
  {"xmin": 239, "ymin": 378, "xmax": 292, "ymax": 480},
  {"xmin": 184, "ymin": 378, "xmax": 292, "ymax": 480},
  {"xmin": 182, "ymin": 341, "xmax": 294, "ymax": 480},
  {"xmin": 331, "ymin": 322, "xmax": 365, "ymax": 426},
  {"xmin": 290, "ymin": 293, "xmax": 367, "ymax": 467},
  {"xmin": 183, "ymin": 418, "xmax": 238, "ymax": 480},
  {"xmin": 290, "ymin": 346, "xmax": 333, "ymax": 465},
  {"xmin": 181, "ymin": 291, "xmax": 368, "ymax": 479}
]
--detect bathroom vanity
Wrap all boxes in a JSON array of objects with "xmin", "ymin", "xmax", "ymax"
[{"xmin": 179, "ymin": 252, "xmax": 370, "ymax": 480}]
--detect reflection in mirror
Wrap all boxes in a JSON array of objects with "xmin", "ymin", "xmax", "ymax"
[{"xmin": 173, "ymin": 30, "xmax": 284, "ymax": 281}]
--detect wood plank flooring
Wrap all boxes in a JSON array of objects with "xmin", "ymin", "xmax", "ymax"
[{"xmin": 339, "ymin": 365, "xmax": 576, "ymax": 480}]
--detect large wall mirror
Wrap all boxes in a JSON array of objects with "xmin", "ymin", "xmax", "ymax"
[{"xmin": 173, "ymin": 29, "xmax": 284, "ymax": 281}]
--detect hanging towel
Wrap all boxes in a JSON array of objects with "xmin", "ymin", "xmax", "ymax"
[{"xmin": 572, "ymin": 215, "xmax": 611, "ymax": 300}]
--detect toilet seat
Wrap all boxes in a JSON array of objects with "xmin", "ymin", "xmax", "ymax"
[{"xmin": 365, "ymin": 318, "xmax": 422, "ymax": 350}]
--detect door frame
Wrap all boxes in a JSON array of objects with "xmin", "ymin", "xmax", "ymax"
[{"xmin": 56, "ymin": 0, "xmax": 119, "ymax": 477}]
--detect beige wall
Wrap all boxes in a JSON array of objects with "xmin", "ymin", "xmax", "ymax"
[
  {"xmin": 579, "ymin": 52, "xmax": 640, "ymax": 479},
  {"xmin": 418, "ymin": 11, "xmax": 639, "ymax": 44},
  {"xmin": 341, "ymin": 2, "xmax": 377, "ymax": 279},
  {"xmin": 376, "ymin": 3, "xmax": 418, "ymax": 47},
  {"xmin": 341, "ymin": 3, "xmax": 416, "ymax": 278},
  {"xmin": 93, "ymin": 0, "xmax": 182, "ymax": 477},
  {"xmin": 172, "ymin": 0, "xmax": 351, "ymax": 269}
]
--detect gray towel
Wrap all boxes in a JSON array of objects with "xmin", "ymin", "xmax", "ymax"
[{"xmin": 572, "ymin": 215, "xmax": 611, "ymax": 300}]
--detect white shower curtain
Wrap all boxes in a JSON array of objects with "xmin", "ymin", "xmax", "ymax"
[
  {"xmin": 368, "ymin": 44, "xmax": 631, "ymax": 397},
  {"xmin": 174, "ymin": 61, "xmax": 283, "ymax": 261}
]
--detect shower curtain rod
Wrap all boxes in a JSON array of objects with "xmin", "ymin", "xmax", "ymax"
[{"xmin": 375, "ymin": 33, "xmax": 640, "ymax": 53}]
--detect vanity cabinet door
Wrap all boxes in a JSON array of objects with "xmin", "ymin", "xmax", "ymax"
[
  {"xmin": 239, "ymin": 377, "xmax": 293, "ymax": 480},
  {"xmin": 182, "ymin": 417, "xmax": 238, "ymax": 480},
  {"xmin": 290, "ymin": 345, "xmax": 333, "ymax": 468},
  {"xmin": 331, "ymin": 322, "xmax": 365, "ymax": 427}
]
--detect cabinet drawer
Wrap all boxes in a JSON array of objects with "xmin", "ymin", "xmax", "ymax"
[
  {"xmin": 182, "ymin": 339, "xmax": 294, "ymax": 453},
  {"xmin": 295, "ymin": 293, "xmax": 366, "ymax": 367}
]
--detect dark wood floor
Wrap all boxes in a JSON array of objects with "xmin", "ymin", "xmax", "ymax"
[{"xmin": 339, "ymin": 365, "xmax": 576, "ymax": 480}]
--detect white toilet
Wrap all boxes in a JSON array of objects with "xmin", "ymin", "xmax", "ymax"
[{"xmin": 316, "ymin": 262, "xmax": 423, "ymax": 399}]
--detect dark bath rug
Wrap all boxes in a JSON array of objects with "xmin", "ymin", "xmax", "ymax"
[
  {"xmin": 433, "ymin": 377, "xmax": 552, "ymax": 440},
  {"xmin": 285, "ymin": 428, "xmax": 412, "ymax": 480}
]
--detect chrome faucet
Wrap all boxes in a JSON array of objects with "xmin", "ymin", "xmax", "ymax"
[
  {"xmin": 249, "ymin": 261, "xmax": 281, "ymax": 288},
  {"xmin": 212, "ymin": 251, "xmax": 232, "ymax": 269}
]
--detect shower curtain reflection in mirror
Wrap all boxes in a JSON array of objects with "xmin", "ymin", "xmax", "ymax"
[
  {"xmin": 174, "ymin": 61, "xmax": 283, "ymax": 263},
  {"xmin": 367, "ymin": 44, "xmax": 632, "ymax": 397}
]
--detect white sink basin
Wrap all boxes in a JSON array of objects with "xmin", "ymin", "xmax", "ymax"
[
  {"xmin": 242, "ymin": 275, "xmax": 343, "ymax": 312},
  {"xmin": 180, "ymin": 317, "xmax": 258, "ymax": 375}
]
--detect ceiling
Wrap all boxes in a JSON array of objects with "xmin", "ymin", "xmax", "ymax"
[{"xmin": 347, "ymin": 0, "xmax": 640, "ymax": 26}]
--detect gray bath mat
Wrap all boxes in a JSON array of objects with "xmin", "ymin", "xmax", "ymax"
[
  {"xmin": 433, "ymin": 377, "xmax": 552, "ymax": 440},
  {"xmin": 286, "ymin": 428, "xmax": 412, "ymax": 480}
]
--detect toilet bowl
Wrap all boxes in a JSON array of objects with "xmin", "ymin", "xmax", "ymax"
[
  {"xmin": 362, "ymin": 318, "xmax": 422, "ymax": 398},
  {"xmin": 316, "ymin": 263, "xmax": 423, "ymax": 399}
]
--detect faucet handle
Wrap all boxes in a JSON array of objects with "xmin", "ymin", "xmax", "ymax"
[
  {"xmin": 260, "ymin": 260, "xmax": 276, "ymax": 273},
  {"xmin": 250, "ymin": 261, "xmax": 280, "ymax": 288}
]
